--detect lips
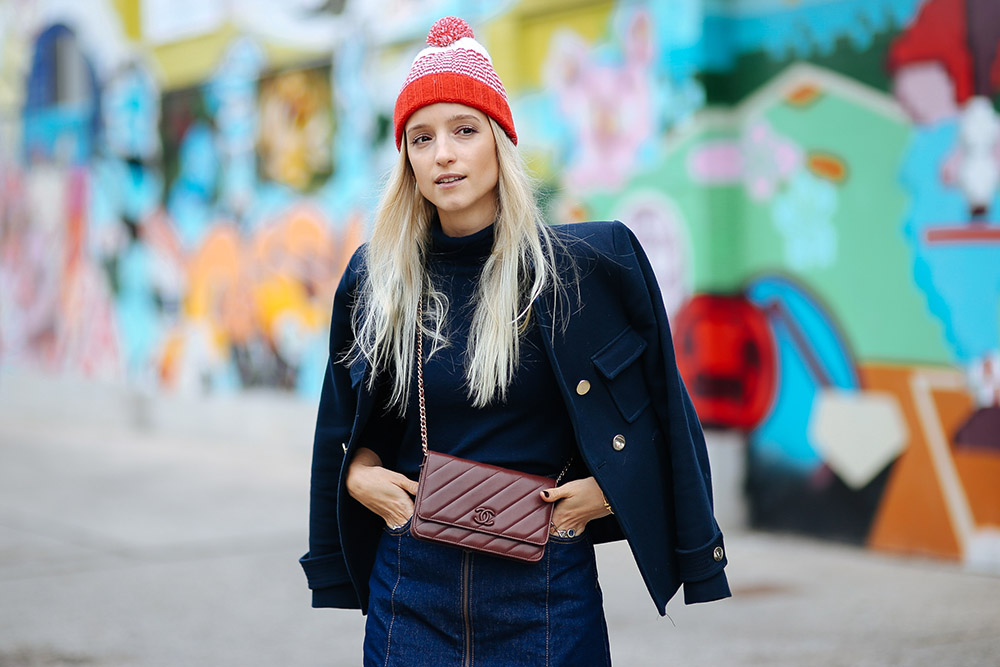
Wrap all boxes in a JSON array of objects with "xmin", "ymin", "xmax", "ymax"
[{"xmin": 435, "ymin": 174, "xmax": 465, "ymax": 185}]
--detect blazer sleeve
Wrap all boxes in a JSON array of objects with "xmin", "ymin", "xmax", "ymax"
[
  {"xmin": 299, "ymin": 247, "xmax": 366, "ymax": 609},
  {"xmin": 612, "ymin": 222, "xmax": 731, "ymax": 604}
]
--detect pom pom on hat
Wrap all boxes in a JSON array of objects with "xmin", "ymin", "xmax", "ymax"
[
  {"xmin": 393, "ymin": 17, "xmax": 517, "ymax": 149},
  {"xmin": 427, "ymin": 17, "xmax": 475, "ymax": 47}
]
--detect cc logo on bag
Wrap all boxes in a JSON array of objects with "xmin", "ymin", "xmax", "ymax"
[{"xmin": 472, "ymin": 507, "xmax": 496, "ymax": 526}]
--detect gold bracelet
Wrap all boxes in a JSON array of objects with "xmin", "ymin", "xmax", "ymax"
[{"xmin": 602, "ymin": 494, "xmax": 614, "ymax": 515}]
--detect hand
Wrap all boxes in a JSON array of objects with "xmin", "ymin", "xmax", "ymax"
[
  {"xmin": 540, "ymin": 476, "xmax": 613, "ymax": 537},
  {"xmin": 345, "ymin": 447, "xmax": 419, "ymax": 528}
]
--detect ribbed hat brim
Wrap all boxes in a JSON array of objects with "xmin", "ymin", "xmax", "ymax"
[{"xmin": 393, "ymin": 71, "xmax": 517, "ymax": 148}]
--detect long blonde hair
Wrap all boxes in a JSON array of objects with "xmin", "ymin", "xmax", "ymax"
[{"xmin": 347, "ymin": 117, "xmax": 568, "ymax": 411}]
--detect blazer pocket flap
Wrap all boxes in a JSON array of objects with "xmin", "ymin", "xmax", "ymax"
[{"xmin": 592, "ymin": 327, "xmax": 647, "ymax": 380}]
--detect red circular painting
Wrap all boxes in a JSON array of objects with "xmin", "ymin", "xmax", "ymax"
[{"xmin": 673, "ymin": 293, "xmax": 777, "ymax": 430}]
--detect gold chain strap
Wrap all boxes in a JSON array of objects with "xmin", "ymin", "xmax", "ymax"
[{"xmin": 416, "ymin": 299, "xmax": 429, "ymax": 457}]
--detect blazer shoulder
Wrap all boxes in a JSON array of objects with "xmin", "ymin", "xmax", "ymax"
[
  {"xmin": 549, "ymin": 220, "xmax": 635, "ymax": 264},
  {"xmin": 326, "ymin": 242, "xmax": 368, "ymax": 324},
  {"xmin": 550, "ymin": 220, "xmax": 624, "ymax": 247},
  {"xmin": 340, "ymin": 242, "xmax": 369, "ymax": 287}
]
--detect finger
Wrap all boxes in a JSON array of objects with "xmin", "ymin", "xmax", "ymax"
[
  {"xmin": 540, "ymin": 486, "xmax": 567, "ymax": 503},
  {"xmin": 549, "ymin": 517, "xmax": 587, "ymax": 536},
  {"xmin": 550, "ymin": 506, "xmax": 574, "ymax": 527},
  {"xmin": 397, "ymin": 476, "xmax": 419, "ymax": 496}
]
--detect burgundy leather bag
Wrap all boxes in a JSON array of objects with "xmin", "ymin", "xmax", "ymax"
[
  {"xmin": 409, "ymin": 304, "xmax": 568, "ymax": 562},
  {"xmin": 411, "ymin": 451, "xmax": 557, "ymax": 562}
]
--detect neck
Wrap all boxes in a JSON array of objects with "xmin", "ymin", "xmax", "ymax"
[{"xmin": 437, "ymin": 202, "xmax": 498, "ymax": 238}]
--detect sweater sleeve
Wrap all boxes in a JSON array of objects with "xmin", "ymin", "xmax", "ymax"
[
  {"xmin": 358, "ymin": 378, "xmax": 405, "ymax": 469},
  {"xmin": 299, "ymin": 247, "xmax": 366, "ymax": 609},
  {"xmin": 612, "ymin": 222, "xmax": 731, "ymax": 605}
]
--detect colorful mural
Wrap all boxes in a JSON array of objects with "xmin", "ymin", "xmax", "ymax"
[
  {"xmin": 0, "ymin": 0, "xmax": 998, "ymax": 566},
  {"xmin": 557, "ymin": 0, "xmax": 999, "ymax": 565},
  {"xmin": 1, "ymin": 2, "xmax": 363, "ymax": 397}
]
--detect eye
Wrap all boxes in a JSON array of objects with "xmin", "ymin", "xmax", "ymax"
[
  {"xmin": 457, "ymin": 126, "xmax": 477, "ymax": 136},
  {"xmin": 409, "ymin": 134, "xmax": 431, "ymax": 146}
]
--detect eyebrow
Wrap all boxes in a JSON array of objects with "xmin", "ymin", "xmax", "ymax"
[{"xmin": 406, "ymin": 114, "xmax": 483, "ymax": 136}]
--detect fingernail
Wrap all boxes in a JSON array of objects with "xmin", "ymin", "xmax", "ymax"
[{"xmin": 542, "ymin": 491, "xmax": 550, "ymax": 498}]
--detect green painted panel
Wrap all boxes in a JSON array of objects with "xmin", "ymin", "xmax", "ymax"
[
  {"xmin": 587, "ymin": 90, "xmax": 953, "ymax": 366},
  {"xmin": 587, "ymin": 127, "xmax": 746, "ymax": 293},
  {"xmin": 745, "ymin": 92, "xmax": 953, "ymax": 364}
]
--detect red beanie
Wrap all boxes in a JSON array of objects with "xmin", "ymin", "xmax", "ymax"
[{"xmin": 393, "ymin": 16, "xmax": 517, "ymax": 149}]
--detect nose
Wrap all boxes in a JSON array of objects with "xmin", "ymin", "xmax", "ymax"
[{"xmin": 434, "ymin": 138, "xmax": 455, "ymax": 166}]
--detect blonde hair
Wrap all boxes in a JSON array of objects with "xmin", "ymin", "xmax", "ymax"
[{"xmin": 347, "ymin": 117, "xmax": 568, "ymax": 410}]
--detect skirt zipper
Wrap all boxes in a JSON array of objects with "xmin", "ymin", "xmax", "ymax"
[{"xmin": 462, "ymin": 551, "xmax": 473, "ymax": 667}]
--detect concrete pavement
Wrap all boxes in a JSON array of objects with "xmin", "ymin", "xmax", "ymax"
[{"xmin": 1, "ymin": 385, "xmax": 999, "ymax": 666}]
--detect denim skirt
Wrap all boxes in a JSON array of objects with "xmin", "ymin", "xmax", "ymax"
[{"xmin": 363, "ymin": 521, "xmax": 611, "ymax": 667}]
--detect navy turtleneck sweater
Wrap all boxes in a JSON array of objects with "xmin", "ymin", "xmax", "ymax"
[{"xmin": 364, "ymin": 220, "xmax": 580, "ymax": 482}]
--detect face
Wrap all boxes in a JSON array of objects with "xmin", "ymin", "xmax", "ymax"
[{"xmin": 404, "ymin": 103, "xmax": 499, "ymax": 237}]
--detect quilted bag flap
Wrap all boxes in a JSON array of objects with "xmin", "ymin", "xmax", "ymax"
[{"xmin": 415, "ymin": 451, "xmax": 554, "ymax": 547}]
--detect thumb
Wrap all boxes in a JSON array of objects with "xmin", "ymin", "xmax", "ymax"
[
  {"xmin": 398, "ymin": 476, "xmax": 419, "ymax": 497},
  {"xmin": 540, "ymin": 486, "xmax": 568, "ymax": 503}
]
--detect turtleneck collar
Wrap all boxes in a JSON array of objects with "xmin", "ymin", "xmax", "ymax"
[{"xmin": 428, "ymin": 217, "xmax": 495, "ymax": 266}]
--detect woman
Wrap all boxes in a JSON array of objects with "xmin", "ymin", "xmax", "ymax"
[{"xmin": 300, "ymin": 17, "xmax": 730, "ymax": 666}]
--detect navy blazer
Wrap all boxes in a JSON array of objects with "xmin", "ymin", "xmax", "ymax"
[{"xmin": 300, "ymin": 220, "xmax": 731, "ymax": 615}]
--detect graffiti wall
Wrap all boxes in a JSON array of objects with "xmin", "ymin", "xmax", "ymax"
[
  {"xmin": 0, "ymin": 2, "xmax": 364, "ymax": 397},
  {"xmin": 0, "ymin": 0, "xmax": 997, "ymax": 566}
]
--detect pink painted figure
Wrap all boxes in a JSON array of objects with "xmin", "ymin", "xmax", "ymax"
[
  {"xmin": 890, "ymin": 0, "xmax": 1000, "ymax": 219},
  {"xmin": 544, "ymin": 10, "xmax": 654, "ymax": 191},
  {"xmin": 889, "ymin": 0, "xmax": 1000, "ymax": 450}
]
